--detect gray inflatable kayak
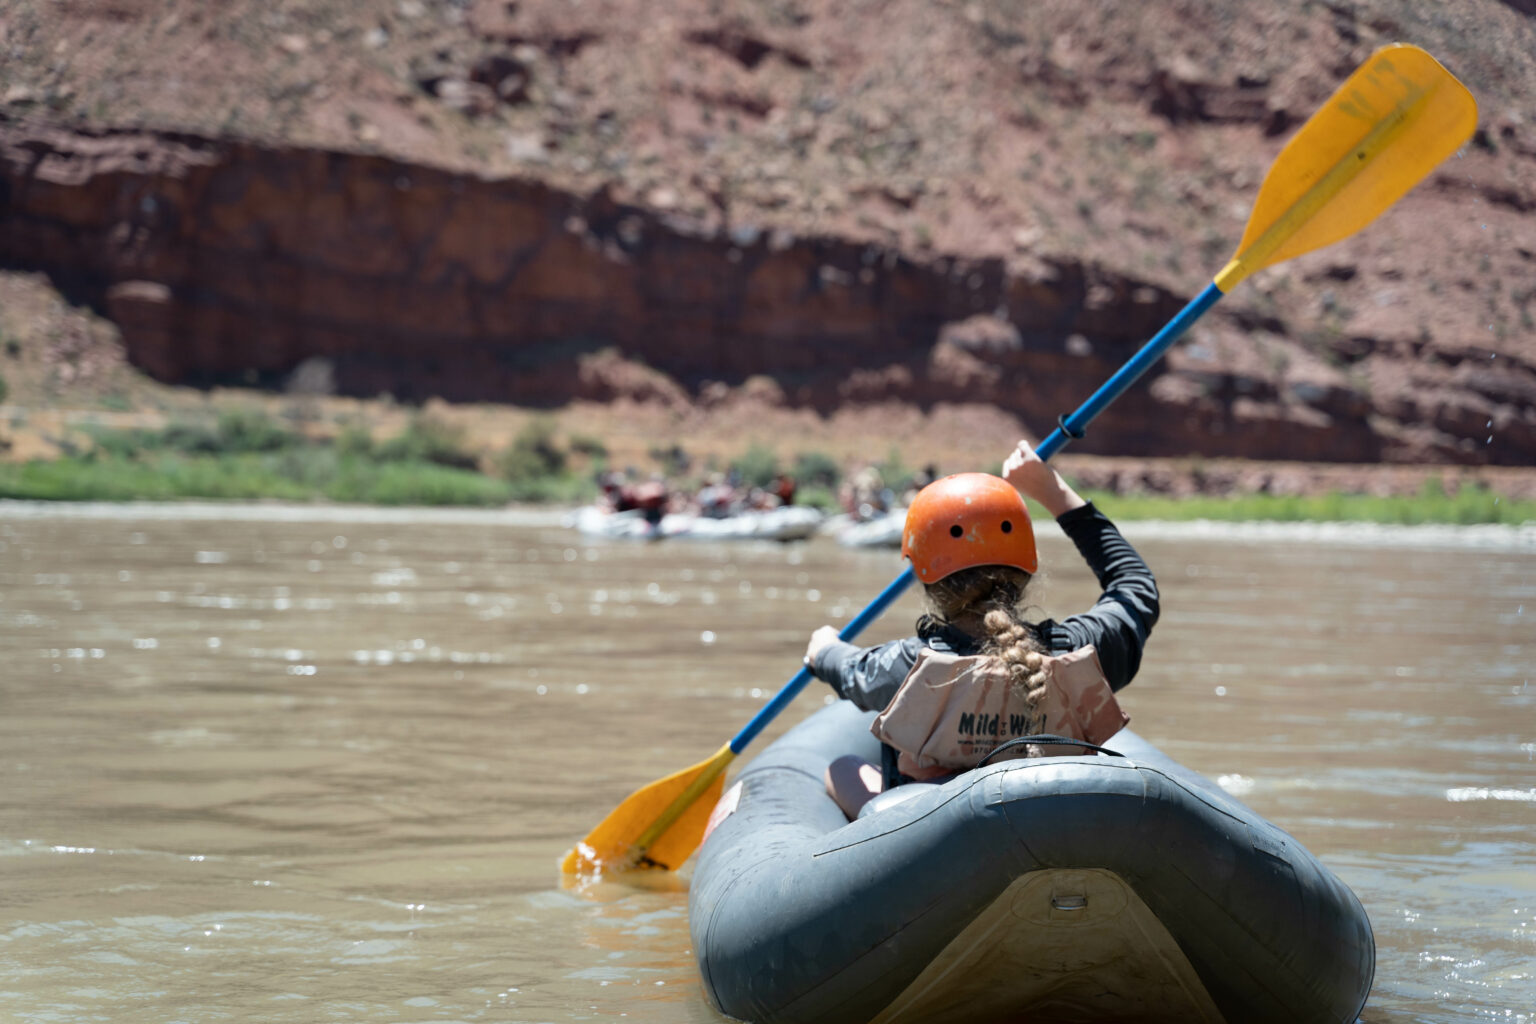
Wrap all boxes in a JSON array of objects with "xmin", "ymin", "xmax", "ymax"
[{"xmin": 689, "ymin": 700, "xmax": 1374, "ymax": 1024}]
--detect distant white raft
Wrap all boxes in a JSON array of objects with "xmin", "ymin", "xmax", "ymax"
[
  {"xmin": 565, "ymin": 505, "xmax": 824, "ymax": 542},
  {"xmin": 821, "ymin": 508, "xmax": 906, "ymax": 548}
]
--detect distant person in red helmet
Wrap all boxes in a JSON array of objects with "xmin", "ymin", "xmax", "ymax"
[{"xmin": 803, "ymin": 439, "xmax": 1160, "ymax": 818}]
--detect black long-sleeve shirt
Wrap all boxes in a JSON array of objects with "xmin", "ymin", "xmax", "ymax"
[{"xmin": 809, "ymin": 502, "xmax": 1159, "ymax": 712}]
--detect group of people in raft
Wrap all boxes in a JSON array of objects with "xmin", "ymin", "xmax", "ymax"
[
  {"xmin": 597, "ymin": 469, "xmax": 799, "ymax": 527},
  {"xmin": 803, "ymin": 438, "xmax": 1159, "ymax": 818}
]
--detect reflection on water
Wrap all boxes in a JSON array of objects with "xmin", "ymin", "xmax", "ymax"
[{"xmin": 1, "ymin": 504, "xmax": 1531, "ymax": 1022}]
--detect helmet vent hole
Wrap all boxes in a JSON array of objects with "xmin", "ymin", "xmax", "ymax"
[
  {"xmin": 949, "ymin": 524, "xmax": 964, "ymax": 538},
  {"xmin": 1001, "ymin": 520, "xmax": 1013, "ymax": 534}
]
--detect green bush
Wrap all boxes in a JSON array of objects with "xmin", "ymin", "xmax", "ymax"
[
  {"xmin": 796, "ymin": 484, "xmax": 839, "ymax": 511},
  {"xmin": 215, "ymin": 408, "xmax": 297, "ymax": 453},
  {"xmin": 332, "ymin": 458, "xmax": 512, "ymax": 506},
  {"xmin": 334, "ymin": 422, "xmax": 377, "ymax": 458},
  {"xmin": 85, "ymin": 408, "xmax": 300, "ymax": 459},
  {"xmin": 0, "ymin": 451, "xmax": 514, "ymax": 506},
  {"xmin": 83, "ymin": 424, "xmax": 153, "ymax": 459},
  {"xmin": 505, "ymin": 471, "xmax": 594, "ymax": 504},
  {"xmin": 157, "ymin": 421, "xmax": 225, "ymax": 454},
  {"xmin": 497, "ymin": 417, "xmax": 568, "ymax": 481},
  {"xmin": 374, "ymin": 414, "xmax": 478, "ymax": 470},
  {"xmin": 730, "ymin": 443, "xmax": 780, "ymax": 488},
  {"xmin": 568, "ymin": 433, "xmax": 608, "ymax": 459},
  {"xmin": 83, "ymin": 421, "xmax": 205, "ymax": 458},
  {"xmin": 1080, "ymin": 485, "xmax": 1536, "ymax": 526},
  {"xmin": 792, "ymin": 450, "xmax": 841, "ymax": 488}
]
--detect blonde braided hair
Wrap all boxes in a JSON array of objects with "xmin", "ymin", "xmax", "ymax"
[{"xmin": 920, "ymin": 565, "xmax": 1049, "ymax": 758}]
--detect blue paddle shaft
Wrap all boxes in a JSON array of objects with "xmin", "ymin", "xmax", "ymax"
[
  {"xmin": 1038, "ymin": 282, "xmax": 1224, "ymax": 459},
  {"xmin": 728, "ymin": 279, "xmax": 1227, "ymax": 758}
]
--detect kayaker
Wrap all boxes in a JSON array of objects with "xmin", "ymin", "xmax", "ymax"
[{"xmin": 803, "ymin": 439, "xmax": 1160, "ymax": 817}]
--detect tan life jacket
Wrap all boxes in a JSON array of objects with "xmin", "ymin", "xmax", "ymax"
[{"xmin": 869, "ymin": 645, "xmax": 1129, "ymax": 781}]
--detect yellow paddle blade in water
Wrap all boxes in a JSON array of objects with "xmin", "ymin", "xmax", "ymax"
[
  {"xmin": 560, "ymin": 743, "xmax": 733, "ymax": 877},
  {"xmin": 1214, "ymin": 43, "xmax": 1477, "ymax": 293}
]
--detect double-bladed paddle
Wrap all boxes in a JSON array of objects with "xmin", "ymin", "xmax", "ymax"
[{"xmin": 561, "ymin": 43, "xmax": 1476, "ymax": 878}]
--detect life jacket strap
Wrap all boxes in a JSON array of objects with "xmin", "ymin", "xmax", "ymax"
[
  {"xmin": 880, "ymin": 742, "xmax": 913, "ymax": 790},
  {"xmin": 977, "ymin": 734, "xmax": 1126, "ymax": 766}
]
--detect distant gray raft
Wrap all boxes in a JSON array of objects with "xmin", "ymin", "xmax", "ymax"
[{"xmin": 688, "ymin": 700, "xmax": 1374, "ymax": 1024}]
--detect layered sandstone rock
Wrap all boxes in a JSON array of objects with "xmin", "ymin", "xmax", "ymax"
[{"xmin": 5, "ymin": 119, "xmax": 1532, "ymax": 465}]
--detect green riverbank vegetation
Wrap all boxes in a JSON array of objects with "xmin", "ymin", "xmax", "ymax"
[
  {"xmin": 0, "ymin": 409, "xmax": 589, "ymax": 506},
  {"xmin": 1082, "ymin": 484, "xmax": 1536, "ymax": 527},
  {"xmin": 0, "ymin": 409, "xmax": 1533, "ymax": 526}
]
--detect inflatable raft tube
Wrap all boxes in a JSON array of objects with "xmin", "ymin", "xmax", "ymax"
[
  {"xmin": 566, "ymin": 505, "xmax": 824, "ymax": 542},
  {"xmin": 689, "ymin": 700, "xmax": 1374, "ymax": 1024}
]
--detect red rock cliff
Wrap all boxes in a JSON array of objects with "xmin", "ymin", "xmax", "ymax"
[{"xmin": 4, "ymin": 119, "xmax": 1533, "ymax": 466}]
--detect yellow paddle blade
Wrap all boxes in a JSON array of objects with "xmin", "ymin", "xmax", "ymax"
[
  {"xmin": 1214, "ymin": 43, "xmax": 1477, "ymax": 292},
  {"xmin": 560, "ymin": 743, "xmax": 734, "ymax": 877}
]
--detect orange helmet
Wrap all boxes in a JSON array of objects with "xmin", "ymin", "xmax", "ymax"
[{"xmin": 902, "ymin": 473, "xmax": 1037, "ymax": 583}]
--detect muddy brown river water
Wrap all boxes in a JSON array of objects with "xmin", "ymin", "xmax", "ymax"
[{"xmin": 1, "ymin": 502, "xmax": 1532, "ymax": 1024}]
